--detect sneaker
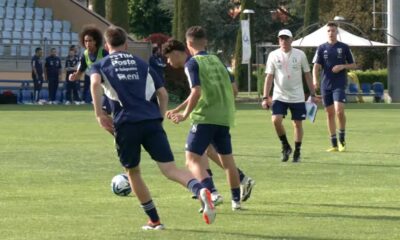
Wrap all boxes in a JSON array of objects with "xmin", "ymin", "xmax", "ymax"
[
  {"xmin": 293, "ymin": 150, "xmax": 301, "ymax": 163},
  {"xmin": 240, "ymin": 176, "xmax": 255, "ymax": 202},
  {"xmin": 199, "ymin": 188, "xmax": 216, "ymax": 224},
  {"xmin": 232, "ymin": 200, "xmax": 241, "ymax": 211},
  {"xmin": 142, "ymin": 220, "xmax": 165, "ymax": 230},
  {"xmin": 211, "ymin": 192, "xmax": 223, "ymax": 206},
  {"xmin": 326, "ymin": 147, "xmax": 338, "ymax": 152},
  {"xmin": 338, "ymin": 142, "xmax": 346, "ymax": 152},
  {"xmin": 281, "ymin": 145, "xmax": 292, "ymax": 162}
]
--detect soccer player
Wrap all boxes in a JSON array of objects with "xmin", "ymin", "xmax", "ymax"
[
  {"xmin": 148, "ymin": 46, "xmax": 166, "ymax": 82},
  {"xmin": 65, "ymin": 45, "xmax": 82, "ymax": 105},
  {"xmin": 313, "ymin": 22, "xmax": 356, "ymax": 152},
  {"xmin": 165, "ymin": 26, "xmax": 243, "ymax": 211},
  {"xmin": 69, "ymin": 25, "xmax": 108, "ymax": 103},
  {"xmin": 261, "ymin": 29, "xmax": 316, "ymax": 162},
  {"xmin": 31, "ymin": 47, "xmax": 43, "ymax": 103},
  {"xmin": 44, "ymin": 48, "xmax": 62, "ymax": 104},
  {"xmin": 162, "ymin": 39, "xmax": 255, "ymax": 205},
  {"xmin": 90, "ymin": 26, "xmax": 216, "ymax": 230}
]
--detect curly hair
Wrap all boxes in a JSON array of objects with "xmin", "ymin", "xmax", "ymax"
[
  {"xmin": 162, "ymin": 39, "xmax": 186, "ymax": 55},
  {"xmin": 79, "ymin": 25, "xmax": 103, "ymax": 49}
]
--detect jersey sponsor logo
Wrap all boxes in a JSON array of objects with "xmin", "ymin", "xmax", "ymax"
[
  {"xmin": 337, "ymin": 48, "xmax": 343, "ymax": 58},
  {"xmin": 191, "ymin": 124, "xmax": 197, "ymax": 133},
  {"xmin": 323, "ymin": 50, "xmax": 328, "ymax": 60}
]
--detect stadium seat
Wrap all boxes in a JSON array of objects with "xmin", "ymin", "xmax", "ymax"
[
  {"xmin": 62, "ymin": 32, "xmax": 71, "ymax": 45},
  {"xmin": 16, "ymin": 0, "xmax": 26, "ymax": 7},
  {"xmin": 361, "ymin": 83, "xmax": 372, "ymax": 94},
  {"xmin": 71, "ymin": 32, "xmax": 79, "ymax": 44},
  {"xmin": 0, "ymin": 45, "xmax": 4, "ymax": 56},
  {"xmin": 25, "ymin": 7, "xmax": 34, "ymax": 20},
  {"xmin": 23, "ymin": 20, "xmax": 33, "ymax": 32},
  {"xmin": 0, "ymin": 0, "xmax": 6, "ymax": 7},
  {"xmin": 42, "ymin": 32, "xmax": 51, "ymax": 44},
  {"xmin": 348, "ymin": 83, "xmax": 358, "ymax": 94},
  {"xmin": 3, "ymin": 19, "xmax": 14, "ymax": 31},
  {"xmin": 62, "ymin": 21, "xmax": 71, "ymax": 32},
  {"xmin": 51, "ymin": 32, "xmax": 62, "ymax": 45},
  {"xmin": 14, "ymin": 19, "xmax": 24, "ymax": 31},
  {"xmin": 0, "ymin": 8, "xmax": 5, "ymax": 19},
  {"xmin": 34, "ymin": 8, "xmax": 44, "ymax": 20},
  {"xmin": 0, "ymin": 19, "xmax": 3, "ymax": 31},
  {"xmin": 44, "ymin": 8, "xmax": 53, "ymax": 20},
  {"xmin": 12, "ymin": 31, "xmax": 22, "ymax": 44},
  {"xmin": 32, "ymin": 32, "xmax": 41, "ymax": 44},
  {"xmin": 33, "ymin": 20, "xmax": 43, "ymax": 32},
  {"xmin": 1, "ymin": 31, "xmax": 12, "ymax": 44},
  {"xmin": 10, "ymin": 45, "xmax": 18, "ymax": 56},
  {"xmin": 43, "ymin": 20, "xmax": 52, "ymax": 32},
  {"xmin": 60, "ymin": 45, "xmax": 69, "ymax": 57},
  {"xmin": 53, "ymin": 20, "xmax": 62, "ymax": 32},
  {"xmin": 20, "ymin": 45, "xmax": 31, "ymax": 57},
  {"xmin": 15, "ymin": 7, "xmax": 25, "ymax": 19},
  {"xmin": 372, "ymin": 82, "xmax": 384, "ymax": 102},
  {"xmin": 22, "ymin": 32, "xmax": 32, "ymax": 44},
  {"xmin": 7, "ymin": 0, "xmax": 16, "ymax": 7},
  {"xmin": 5, "ymin": 7, "xmax": 15, "ymax": 19},
  {"xmin": 26, "ymin": 0, "xmax": 34, "ymax": 8}
]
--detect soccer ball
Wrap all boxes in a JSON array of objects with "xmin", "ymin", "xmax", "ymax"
[{"xmin": 111, "ymin": 173, "xmax": 132, "ymax": 196}]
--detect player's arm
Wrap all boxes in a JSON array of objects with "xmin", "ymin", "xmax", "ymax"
[
  {"xmin": 261, "ymin": 74, "xmax": 273, "ymax": 109},
  {"xmin": 90, "ymin": 73, "xmax": 113, "ymax": 135},
  {"xmin": 304, "ymin": 71, "xmax": 316, "ymax": 102},
  {"xmin": 32, "ymin": 60, "xmax": 38, "ymax": 77},
  {"xmin": 156, "ymin": 87, "xmax": 169, "ymax": 118},
  {"xmin": 171, "ymin": 86, "xmax": 201, "ymax": 124},
  {"xmin": 166, "ymin": 98, "xmax": 188, "ymax": 119},
  {"xmin": 312, "ymin": 63, "xmax": 321, "ymax": 90},
  {"xmin": 69, "ymin": 56, "xmax": 86, "ymax": 81},
  {"xmin": 232, "ymin": 81, "xmax": 239, "ymax": 98}
]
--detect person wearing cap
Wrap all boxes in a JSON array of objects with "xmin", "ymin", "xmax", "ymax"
[
  {"xmin": 312, "ymin": 21, "xmax": 356, "ymax": 153},
  {"xmin": 261, "ymin": 29, "xmax": 316, "ymax": 163}
]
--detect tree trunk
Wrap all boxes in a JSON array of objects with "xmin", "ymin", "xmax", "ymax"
[
  {"xmin": 91, "ymin": 0, "xmax": 105, "ymax": 17},
  {"xmin": 176, "ymin": 0, "xmax": 200, "ymax": 42},
  {"xmin": 106, "ymin": 0, "xmax": 129, "ymax": 31}
]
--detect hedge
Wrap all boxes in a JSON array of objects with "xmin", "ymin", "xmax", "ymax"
[{"xmin": 352, "ymin": 69, "xmax": 387, "ymax": 89}]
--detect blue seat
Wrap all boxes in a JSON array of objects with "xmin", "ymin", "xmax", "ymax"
[
  {"xmin": 348, "ymin": 83, "xmax": 358, "ymax": 94},
  {"xmin": 361, "ymin": 83, "xmax": 371, "ymax": 94},
  {"xmin": 372, "ymin": 82, "xmax": 384, "ymax": 102}
]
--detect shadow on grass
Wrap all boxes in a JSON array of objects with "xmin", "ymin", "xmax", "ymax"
[
  {"xmin": 303, "ymin": 160, "xmax": 400, "ymax": 169},
  {"xmin": 172, "ymin": 228, "xmax": 349, "ymax": 240},
  {"xmin": 268, "ymin": 201, "xmax": 400, "ymax": 212}
]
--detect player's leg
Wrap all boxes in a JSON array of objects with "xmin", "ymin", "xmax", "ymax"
[
  {"xmin": 322, "ymin": 90, "xmax": 338, "ymax": 151},
  {"xmin": 290, "ymin": 102, "xmax": 306, "ymax": 162},
  {"xmin": 333, "ymin": 88, "xmax": 347, "ymax": 152},
  {"xmin": 143, "ymin": 121, "xmax": 216, "ymax": 224},
  {"xmin": 271, "ymin": 100, "xmax": 292, "ymax": 161}
]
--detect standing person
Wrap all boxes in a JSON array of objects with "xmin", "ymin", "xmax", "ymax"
[
  {"xmin": 69, "ymin": 25, "xmax": 108, "ymax": 103},
  {"xmin": 166, "ymin": 26, "xmax": 242, "ymax": 211},
  {"xmin": 312, "ymin": 22, "xmax": 356, "ymax": 152},
  {"xmin": 149, "ymin": 46, "xmax": 166, "ymax": 81},
  {"xmin": 65, "ymin": 45, "xmax": 82, "ymax": 105},
  {"xmin": 44, "ymin": 47, "xmax": 62, "ymax": 104},
  {"xmin": 90, "ymin": 26, "xmax": 216, "ymax": 229},
  {"xmin": 261, "ymin": 29, "xmax": 316, "ymax": 162},
  {"xmin": 31, "ymin": 47, "xmax": 43, "ymax": 104},
  {"xmin": 163, "ymin": 39, "xmax": 256, "ymax": 205}
]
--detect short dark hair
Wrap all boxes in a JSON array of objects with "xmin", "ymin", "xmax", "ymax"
[
  {"xmin": 104, "ymin": 26, "xmax": 127, "ymax": 47},
  {"xmin": 327, "ymin": 21, "xmax": 338, "ymax": 28},
  {"xmin": 162, "ymin": 39, "xmax": 186, "ymax": 55},
  {"xmin": 35, "ymin": 47, "xmax": 42, "ymax": 53},
  {"xmin": 79, "ymin": 25, "xmax": 103, "ymax": 49},
  {"xmin": 69, "ymin": 45, "xmax": 76, "ymax": 51},
  {"xmin": 185, "ymin": 26, "xmax": 207, "ymax": 41}
]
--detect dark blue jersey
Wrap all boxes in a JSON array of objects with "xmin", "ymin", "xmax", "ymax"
[
  {"xmin": 314, "ymin": 41, "xmax": 354, "ymax": 90},
  {"xmin": 65, "ymin": 55, "xmax": 79, "ymax": 72},
  {"xmin": 31, "ymin": 55, "xmax": 43, "ymax": 76},
  {"xmin": 185, "ymin": 51, "xmax": 234, "ymax": 88},
  {"xmin": 45, "ymin": 56, "xmax": 62, "ymax": 77},
  {"xmin": 148, "ymin": 54, "xmax": 166, "ymax": 80},
  {"xmin": 78, "ymin": 49, "xmax": 108, "ymax": 73},
  {"xmin": 91, "ymin": 51, "xmax": 164, "ymax": 126}
]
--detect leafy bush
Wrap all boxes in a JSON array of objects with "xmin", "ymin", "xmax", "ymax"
[{"xmin": 352, "ymin": 69, "xmax": 387, "ymax": 88}]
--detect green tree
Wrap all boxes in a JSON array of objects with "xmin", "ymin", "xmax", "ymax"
[
  {"xmin": 106, "ymin": 0, "xmax": 129, "ymax": 31},
  {"xmin": 233, "ymin": 0, "xmax": 255, "ymax": 91},
  {"xmin": 172, "ymin": 0, "xmax": 180, "ymax": 38},
  {"xmin": 173, "ymin": 0, "xmax": 200, "ymax": 41},
  {"xmin": 128, "ymin": 0, "xmax": 172, "ymax": 39},
  {"xmin": 304, "ymin": 0, "xmax": 319, "ymax": 30},
  {"xmin": 90, "ymin": 0, "xmax": 105, "ymax": 17}
]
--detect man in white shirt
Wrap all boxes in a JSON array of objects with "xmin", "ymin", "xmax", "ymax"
[{"xmin": 261, "ymin": 29, "xmax": 316, "ymax": 162}]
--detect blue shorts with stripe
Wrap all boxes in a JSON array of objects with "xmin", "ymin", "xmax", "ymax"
[
  {"xmin": 114, "ymin": 120, "xmax": 174, "ymax": 169},
  {"xmin": 186, "ymin": 124, "xmax": 232, "ymax": 156},
  {"xmin": 321, "ymin": 88, "xmax": 346, "ymax": 107},
  {"xmin": 271, "ymin": 100, "xmax": 306, "ymax": 121}
]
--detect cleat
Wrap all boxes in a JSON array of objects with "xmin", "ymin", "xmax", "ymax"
[
  {"xmin": 281, "ymin": 145, "xmax": 292, "ymax": 162},
  {"xmin": 338, "ymin": 142, "xmax": 346, "ymax": 152},
  {"xmin": 240, "ymin": 176, "xmax": 255, "ymax": 202},
  {"xmin": 142, "ymin": 220, "xmax": 165, "ymax": 230},
  {"xmin": 326, "ymin": 147, "xmax": 338, "ymax": 152},
  {"xmin": 293, "ymin": 150, "xmax": 301, "ymax": 163},
  {"xmin": 232, "ymin": 200, "xmax": 241, "ymax": 211},
  {"xmin": 211, "ymin": 192, "xmax": 223, "ymax": 206},
  {"xmin": 199, "ymin": 188, "xmax": 216, "ymax": 224}
]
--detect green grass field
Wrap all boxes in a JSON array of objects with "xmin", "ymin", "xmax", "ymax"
[{"xmin": 1, "ymin": 103, "xmax": 400, "ymax": 240}]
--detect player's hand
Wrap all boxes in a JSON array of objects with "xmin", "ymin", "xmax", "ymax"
[
  {"xmin": 165, "ymin": 108, "xmax": 179, "ymax": 119},
  {"xmin": 96, "ymin": 113, "xmax": 114, "ymax": 135},
  {"xmin": 313, "ymin": 81, "xmax": 319, "ymax": 91},
  {"xmin": 69, "ymin": 72, "xmax": 78, "ymax": 81},
  {"xmin": 170, "ymin": 113, "xmax": 186, "ymax": 124},
  {"xmin": 332, "ymin": 65, "xmax": 345, "ymax": 73},
  {"xmin": 261, "ymin": 97, "xmax": 272, "ymax": 110}
]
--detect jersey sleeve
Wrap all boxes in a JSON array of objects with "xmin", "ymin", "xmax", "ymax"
[
  {"xmin": 148, "ymin": 66, "xmax": 164, "ymax": 90},
  {"xmin": 313, "ymin": 46, "xmax": 324, "ymax": 65},
  {"xmin": 184, "ymin": 58, "xmax": 200, "ymax": 88},
  {"xmin": 265, "ymin": 52, "xmax": 275, "ymax": 74},
  {"xmin": 344, "ymin": 45, "xmax": 355, "ymax": 64},
  {"xmin": 300, "ymin": 51, "xmax": 311, "ymax": 72},
  {"xmin": 78, "ymin": 53, "xmax": 87, "ymax": 72}
]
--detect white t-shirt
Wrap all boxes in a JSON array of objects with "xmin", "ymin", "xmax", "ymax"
[{"xmin": 265, "ymin": 48, "xmax": 310, "ymax": 103}]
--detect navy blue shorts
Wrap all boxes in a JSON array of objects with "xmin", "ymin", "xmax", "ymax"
[
  {"xmin": 114, "ymin": 120, "xmax": 174, "ymax": 169},
  {"xmin": 271, "ymin": 100, "xmax": 306, "ymax": 121},
  {"xmin": 321, "ymin": 88, "xmax": 346, "ymax": 107},
  {"xmin": 186, "ymin": 124, "xmax": 232, "ymax": 156}
]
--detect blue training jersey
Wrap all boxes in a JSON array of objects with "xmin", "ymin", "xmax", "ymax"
[
  {"xmin": 314, "ymin": 41, "xmax": 354, "ymax": 90},
  {"xmin": 91, "ymin": 51, "xmax": 164, "ymax": 127},
  {"xmin": 31, "ymin": 55, "xmax": 43, "ymax": 76},
  {"xmin": 45, "ymin": 56, "xmax": 62, "ymax": 77}
]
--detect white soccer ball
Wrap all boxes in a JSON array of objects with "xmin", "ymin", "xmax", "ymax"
[{"xmin": 111, "ymin": 173, "xmax": 132, "ymax": 196}]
